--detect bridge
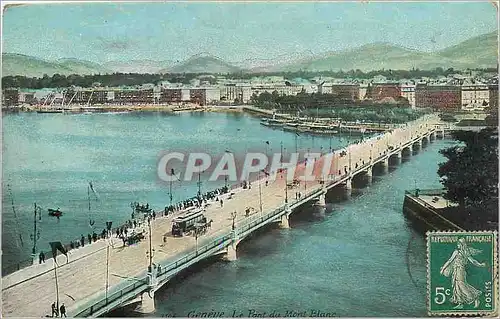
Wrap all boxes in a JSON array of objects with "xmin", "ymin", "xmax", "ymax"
[{"xmin": 1, "ymin": 114, "xmax": 443, "ymax": 317}]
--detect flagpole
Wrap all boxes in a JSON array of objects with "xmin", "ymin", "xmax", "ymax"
[
  {"xmin": 88, "ymin": 184, "xmax": 90, "ymax": 214},
  {"xmin": 105, "ymin": 244, "xmax": 110, "ymax": 302},
  {"xmin": 54, "ymin": 263, "xmax": 60, "ymax": 312},
  {"xmin": 258, "ymin": 170, "xmax": 263, "ymax": 212},
  {"xmin": 280, "ymin": 142, "xmax": 283, "ymax": 165},
  {"xmin": 169, "ymin": 179, "xmax": 173, "ymax": 206},
  {"xmin": 304, "ymin": 148, "xmax": 310, "ymax": 193},
  {"xmin": 88, "ymin": 183, "xmax": 91, "ymax": 229},
  {"xmin": 32, "ymin": 203, "xmax": 38, "ymax": 256}
]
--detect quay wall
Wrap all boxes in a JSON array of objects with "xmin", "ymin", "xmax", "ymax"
[{"xmin": 402, "ymin": 190, "xmax": 464, "ymax": 232}]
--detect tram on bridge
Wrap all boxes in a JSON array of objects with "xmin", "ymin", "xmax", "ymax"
[{"xmin": 171, "ymin": 208, "xmax": 207, "ymax": 237}]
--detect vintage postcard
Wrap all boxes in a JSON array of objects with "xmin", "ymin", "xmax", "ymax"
[{"xmin": 1, "ymin": 1, "xmax": 498, "ymax": 318}]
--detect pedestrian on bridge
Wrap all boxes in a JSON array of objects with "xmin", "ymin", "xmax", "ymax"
[
  {"xmin": 60, "ymin": 303, "xmax": 66, "ymax": 317},
  {"xmin": 51, "ymin": 302, "xmax": 57, "ymax": 317}
]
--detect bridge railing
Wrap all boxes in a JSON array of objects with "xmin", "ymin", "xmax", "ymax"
[
  {"xmin": 158, "ymin": 233, "xmax": 233, "ymax": 277},
  {"xmin": 237, "ymin": 205, "xmax": 286, "ymax": 236},
  {"xmin": 73, "ymin": 278, "xmax": 147, "ymax": 317},
  {"xmin": 405, "ymin": 188, "xmax": 446, "ymax": 196}
]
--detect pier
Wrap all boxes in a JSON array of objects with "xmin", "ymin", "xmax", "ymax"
[{"xmin": 1, "ymin": 114, "xmax": 443, "ymax": 317}]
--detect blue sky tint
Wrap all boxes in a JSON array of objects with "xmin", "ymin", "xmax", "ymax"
[{"xmin": 2, "ymin": 1, "xmax": 498, "ymax": 63}]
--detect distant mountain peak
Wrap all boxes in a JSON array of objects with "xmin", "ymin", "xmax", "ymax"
[{"xmin": 165, "ymin": 54, "xmax": 241, "ymax": 74}]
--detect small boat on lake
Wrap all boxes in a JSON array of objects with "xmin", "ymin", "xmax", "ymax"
[
  {"xmin": 282, "ymin": 123, "xmax": 299, "ymax": 132},
  {"xmin": 37, "ymin": 109, "xmax": 64, "ymax": 114},
  {"xmin": 260, "ymin": 118, "xmax": 286, "ymax": 127},
  {"xmin": 48, "ymin": 208, "xmax": 63, "ymax": 217}
]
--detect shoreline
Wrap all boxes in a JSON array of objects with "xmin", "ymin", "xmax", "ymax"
[{"xmin": 2, "ymin": 104, "xmax": 246, "ymax": 114}]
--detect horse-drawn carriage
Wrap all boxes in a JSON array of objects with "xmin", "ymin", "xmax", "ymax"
[
  {"xmin": 125, "ymin": 231, "xmax": 145, "ymax": 245},
  {"xmin": 171, "ymin": 208, "xmax": 206, "ymax": 237}
]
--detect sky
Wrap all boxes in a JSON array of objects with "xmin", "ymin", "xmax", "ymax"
[{"xmin": 1, "ymin": 1, "xmax": 498, "ymax": 64}]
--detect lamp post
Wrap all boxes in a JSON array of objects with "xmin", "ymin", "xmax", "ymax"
[
  {"xmin": 195, "ymin": 228, "xmax": 199, "ymax": 253},
  {"xmin": 31, "ymin": 203, "xmax": 41, "ymax": 257},
  {"xmin": 258, "ymin": 170, "xmax": 263, "ymax": 212},
  {"xmin": 285, "ymin": 180, "xmax": 288, "ymax": 204},
  {"xmin": 53, "ymin": 263, "xmax": 60, "ymax": 313},
  {"xmin": 105, "ymin": 244, "xmax": 110, "ymax": 302},
  {"xmin": 304, "ymin": 148, "xmax": 310, "ymax": 193},
  {"xmin": 197, "ymin": 172, "xmax": 202, "ymax": 199},
  {"xmin": 147, "ymin": 216, "xmax": 153, "ymax": 273},
  {"xmin": 348, "ymin": 147, "xmax": 352, "ymax": 173},
  {"xmin": 280, "ymin": 141, "xmax": 283, "ymax": 165},
  {"xmin": 169, "ymin": 168, "xmax": 175, "ymax": 206},
  {"xmin": 231, "ymin": 211, "xmax": 237, "ymax": 231},
  {"xmin": 265, "ymin": 141, "xmax": 270, "ymax": 168}
]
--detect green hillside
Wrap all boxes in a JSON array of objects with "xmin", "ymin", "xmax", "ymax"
[
  {"xmin": 438, "ymin": 31, "xmax": 498, "ymax": 68},
  {"xmin": 2, "ymin": 54, "xmax": 110, "ymax": 77},
  {"xmin": 274, "ymin": 31, "xmax": 498, "ymax": 72},
  {"xmin": 2, "ymin": 53, "xmax": 75, "ymax": 77},
  {"xmin": 57, "ymin": 58, "xmax": 111, "ymax": 75}
]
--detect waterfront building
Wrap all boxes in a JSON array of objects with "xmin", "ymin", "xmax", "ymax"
[
  {"xmin": 461, "ymin": 83, "xmax": 490, "ymax": 111},
  {"xmin": 249, "ymin": 84, "xmax": 303, "ymax": 97},
  {"xmin": 66, "ymin": 89, "xmax": 108, "ymax": 105},
  {"xmin": 107, "ymin": 90, "xmax": 115, "ymax": 102},
  {"xmin": 359, "ymin": 84, "xmax": 368, "ymax": 100},
  {"xmin": 330, "ymin": 84, "xmax": 360, "ymax": 103},
  {"xmin": 489, "ymin": 84, "xmax": 498, "ymax": 109},
  {"xmin": 415, "ymin": 84, "xmax": 461, "ymax": 111},
  {"xmin": 2, "ymin": 88, "xmax": 20, "ymax": 107},
  {"xmin": 189, "ymin": 88, "xmax": 207, "ymax": 106},
  {"xmin": 205, "ymin": 88, "xmax": 221, "ymax": 104},
  {"xmin": 114, "ymin": 88, "xmax": 154, "ymax": 105},
  {"xmin": 365, "ymin": 83, "xmax": 401, "ymax": 101},
  {"xmin": 240, "ymin": 85, "xmax": 252, "ymax": 103},
  {"xmin": 19, "ymin": 91, "xmax": 35, "ymax": 105},
  {"xmin": 159, "ymin": 88, "xmax": 183, "ymax": 104},
  {"xmin": 181, "ymin": 89, "xmax": 191, "ymax": 102},
  {"xmin": 400, "ymin": 83, "xmax": 416, "ymax": 108},
  {"xmin": 302, "ymin": 84, "xmax": 318, "ymax": 94},
  {"xmin": 220, "ymin": 84, "xmax": 240, "ymax": 102}
]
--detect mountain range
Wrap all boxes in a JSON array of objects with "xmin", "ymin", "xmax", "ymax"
[{"xmin": 2, "ymin": 31, "xmax": 497, "ymax": 77}]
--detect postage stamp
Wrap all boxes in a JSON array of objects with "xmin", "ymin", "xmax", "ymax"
[{"xmin": 427, "ymin": 231, "xmax": 498, "ymax": 316}]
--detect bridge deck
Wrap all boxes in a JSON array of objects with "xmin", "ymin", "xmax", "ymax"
[{"xmin": 1, "ymin": 115, "xmax": 440, "ymax": 317}]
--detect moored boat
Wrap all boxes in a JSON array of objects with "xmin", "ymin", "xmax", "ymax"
[
  {"xmin": 260, "ymin": 118, "xmax": 286, "ymax": 127},
  {"xmin": 37, "ymin": 109, "xmax": 64, "ymax": 114}
]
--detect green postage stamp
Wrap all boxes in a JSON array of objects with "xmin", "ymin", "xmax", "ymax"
[{"xmin": 427, "ymin": 231, "xmax": 498, "ymax": 316}]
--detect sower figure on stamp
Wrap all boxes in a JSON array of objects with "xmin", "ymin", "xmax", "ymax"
[{"xmin": 440, "ymin": 238, "xmax": 487, "ymax": 309}]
